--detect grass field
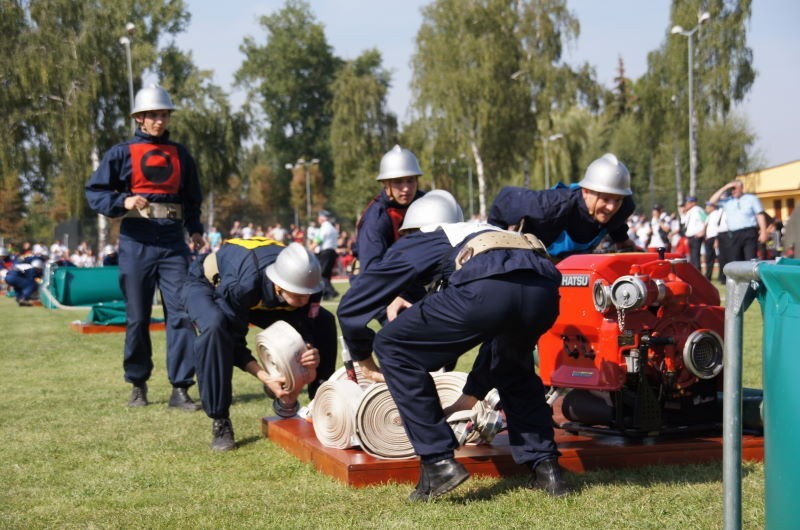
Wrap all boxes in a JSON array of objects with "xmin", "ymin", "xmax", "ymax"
[{"xmin": 0, "ymin": 280, "xmax": 765, "ymax": 529}]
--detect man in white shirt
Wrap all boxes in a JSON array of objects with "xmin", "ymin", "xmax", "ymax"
[
  {"xmin": 50, "ymin": 240, "xmax": 68, "ymax": 261},
  {"xmin": 703, "ymin": 202, "xmax": 722, "ymax": 280},
  {"xmin": 647, "ymin": 205, "xmax": 671, "ymax": 251},
  {"xmin": 270, "ymin": 223, "xmax": 287, "ymax": 244},
  {"xmin": 315, "ymin": 210, "xmax": 340, "ymax": 299},
  {"xmin": 682, "ymin": 196, "xmax": 707, "ymax": 269}
]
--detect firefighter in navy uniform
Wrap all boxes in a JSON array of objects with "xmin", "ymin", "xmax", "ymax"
[
  {"xmin": 488, "ymin": 153, "xmax": 636, "ymax": 257},
  {"xmin": 5, "ymin": 256, "xmax": 45, "ymax": 306},
  {"xmin": 182, "ymin": 239, "xmax": 337, "ymax": 452},
  {"xmin": 85, "ymin": 85, "xmax": 204, "ymax": 411},
  {"xmin": 338, "ymin": 192, "xmax": 568, "ymax": 501},
  {"xmin": 351, "ymin": 145, "xmax": 426, "ymax": 274},
  {"xmin": 447, "ymin": 153, "xmax": 637, "ymax": 417}
]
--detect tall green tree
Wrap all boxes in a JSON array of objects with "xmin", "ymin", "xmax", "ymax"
[
  {"xmin": 412, "ymin": 0, "xmax": 588, "ymax": 216},
  {"xmin": 236, "ymin": 0, "xmax": 341, "ymax": 204},
  {"xmin": 667, "ymin": 0, "xmax": 755, "ymax": 196},
  {"xmin": 329, "ymin": 49, "xmax": 397, "ymax": 224},
  {"xmin": 413, "ymin": 0, "xmax": 533, "ymax": 218},
  {"xmin": 0, "ymin": 0, "xmax": 194, "ymax": 243}
]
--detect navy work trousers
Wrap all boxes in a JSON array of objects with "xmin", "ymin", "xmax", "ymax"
[
  {"xmin": 375, "ymin": 270, "xmax": 560, "ymax": 467},
  {"xmin": 5, "ymin": 271, "xmax": 38, "ymax": 301},
  {"xmin": 118, "ymin": 235, "xmax": 196, "ymax": 388}
]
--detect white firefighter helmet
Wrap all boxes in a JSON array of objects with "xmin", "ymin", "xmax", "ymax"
[
  {"xmin": 377, "ymin": 145, "xmax": 423, "ymax": 181},
  {"xmin": 265, "ymin": 242, "xmax": 324, "ymax": 295},
  {"xmin": 31, "ymin": 258, "xmax": 45, "ymax": 270},
  {"xmin": 131, "ymin": 84, "xmax": 176, "ymax": 116},
  {"xmin": 400, "ymin": 190, "xmax": 464, "ymax": 231},
  {"xmin": 578, "ymin": 153, "xmax": 632, "ymax": 196}
]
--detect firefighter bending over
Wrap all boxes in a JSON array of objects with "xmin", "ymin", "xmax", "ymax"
[
  {"xmin": 338, "ymin": 192, "xmax": 569, "ymax": 501},
  {"xmin": 181, "ymin": 239, "xmax": 337, "ymax": 451},
  {"xmin": 447, "ymin": 153, "xmax": 638, "ymax": 417}
]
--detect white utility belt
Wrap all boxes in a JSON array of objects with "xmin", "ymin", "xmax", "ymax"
[
  {"xmin": 125, "ymin": 202, "xmax": 183, "ymax": 220},
  {"xmin": 455, "ymin": 230, "xmax": 548, "ymax": 270}
]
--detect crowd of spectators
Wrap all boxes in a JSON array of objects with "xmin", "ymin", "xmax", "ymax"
[
  {"xmin": 623, "ymin": 195, "xmax": 786, "ymax": 283},
  {"xmin": 1, "ymin": 215, "xmax": 358, "ymax": 302},
  {"xmin": 3, "ymin": 194, "xmax": 788, "ymax": 300},
  {"xmin": 199, "ymin": 218, "xmax": 355, "ymax": 279}
]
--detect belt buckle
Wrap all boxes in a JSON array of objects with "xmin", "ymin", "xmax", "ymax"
[{"xmin": 166, "ymin": 206, "xmax": 178, "ymax": 220}]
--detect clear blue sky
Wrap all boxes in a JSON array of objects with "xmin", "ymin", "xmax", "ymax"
[{"xmin": 170, "ymin": 0, "xmax": 799, "ymax": 170}]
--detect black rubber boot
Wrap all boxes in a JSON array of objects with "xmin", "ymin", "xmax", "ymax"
[
  {"xmin": 408, "ymin": 458, "xmax": 470, "ymax": 502},
  {"xmin": 128, "ymin": 383, "xmax": 149, "ymax": 407},
  {"xmin": 168, "ymin": 387, "xmax": 202, "ymax": 411},
  {"xmin": 528, "ymin": 457, "xmax": 571, "ymax": 497},
  {"xmin": 210, "ymin": 418, "xmax": 236, "ymax": 452}
]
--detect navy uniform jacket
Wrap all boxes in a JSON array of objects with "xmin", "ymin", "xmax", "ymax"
[
  {"xmin": 186, "ymin": 239, "xmax": 322, "ymax": 371},
  {"xmin": 85, "ymin": 130, "xmax": 204, "ymax": 244},
  {"xmin": 353, "ymin": 189, "xmax": 425, "ymax": 272},
  {"xmin": 338, "ymin": 224, "xmax": 561, "ymax": 361},
  {"xmin": 488, "ymin": 186, "xmax": 635, "ymax": 258}
]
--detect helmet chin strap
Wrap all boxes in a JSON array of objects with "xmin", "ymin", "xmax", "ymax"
[
  {"xmin": 384, "ymin": 182, "xmax": 397, "ymax": 202},
  {"xmin": 583, "ymin": 188, "xmax": 597, "ymax": 217},
  {"xmin": 274, "ymin": 285, "xmax": 287, "ymax": 303}
]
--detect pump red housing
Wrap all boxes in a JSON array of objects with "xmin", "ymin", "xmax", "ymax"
[{"xmin": 538, "ymin": 252, "xmax": 725, "ymax": 435}]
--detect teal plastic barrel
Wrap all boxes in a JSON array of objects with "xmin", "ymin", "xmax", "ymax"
[
  {"xmin": 49, "ymin": 266, "xmax": 123, "ymax": 306},
  {"xmin": 757, "ymin": 258, "xmax": 800, "ymax": 529}
]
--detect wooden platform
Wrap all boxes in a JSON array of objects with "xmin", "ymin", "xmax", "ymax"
[
  {"xmin": 69, "ymin": 321, "xmax": 166, "ymax": 334},
  {"xmin": 261, "ymin": 417, "xmax": 763, "ymax": 488}
]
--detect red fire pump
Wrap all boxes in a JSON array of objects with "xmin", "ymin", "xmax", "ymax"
[{"xmin": 538, "ymin": 251, "xmax": 727, "ymax": 436}]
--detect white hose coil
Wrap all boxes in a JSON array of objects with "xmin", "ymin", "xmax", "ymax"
[
  {"xmin": 432, "ymin": 371, "xmax": 468, "ymax": 408},
  {"xmin": 355, "ymin": 383, "xmax": 415, "ymax": 459},
  {"xmin": 329, "ymin": 364, "xmax": 373, "ymax": 390},
  {"xmin": 312, "ymin": 370, "xmax": 500, "ymax": 458},
  {"xmin": 254, "ymin": 321, "xmax": 309, "ymax": 394},
  {"xmin": 311, "ymin": 379, "xmax": 365, "ymax": 449}
]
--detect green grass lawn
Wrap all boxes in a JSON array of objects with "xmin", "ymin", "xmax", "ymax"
[{"xmin": 0, "ymin": 280, "xmax": 765, "ymax": 529}]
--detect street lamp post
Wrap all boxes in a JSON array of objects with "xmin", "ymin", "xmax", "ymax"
[
  {"xmin": 119, "ymin": 22, "xmax": 136, "ymax": 135},
  {"xmin": 542, "ymin": 133, "xmax": 564, "ymax": 189},
  {"xmin": 286, "ymin": 158, "xmax": 320, "ymax": 224},
  {"xmin": 671, "ymin": 11, "xmax": 711, "ymax": 198},
  {"xmin": 467, "ymin": 161, "xmax": 474, "ymax": 219}
]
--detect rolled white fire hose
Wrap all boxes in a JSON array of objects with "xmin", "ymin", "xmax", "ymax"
[
  {"xmin": 312, "ymin": 379, "xmax": 364, "ymax": 449},
  {"xmin": 309, "ymin": 369, "xmax": 505, "ymax": 458},
  {"xmin": 254, "ymin": 321, "xmax": 309, "ymax": 394},
  {"xmin": 328, "ymin": 364, "xmax": 373, "ymax": 390},
  {"xmin": 355, "ymin": 382, "xmax": 416, "ymax": 459},
  {"xmin": 432, "ymin": 371, "xmax": 468, "ymax": 407},
  {"xmin": 354, "ymin": 373, "xmax": 474, "ymax": 458}
]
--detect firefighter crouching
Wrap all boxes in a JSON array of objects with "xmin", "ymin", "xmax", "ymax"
[
  {"xmin": 338, "ymin": 192, "xmax": 569, "ymax": 501},
  {"xmin": 5, "ymin": 256, "xmax": 45, "ymax": 306},
  {"xmin": 182, "ymin": 238, "xmax": 337, "ymax": 452}
]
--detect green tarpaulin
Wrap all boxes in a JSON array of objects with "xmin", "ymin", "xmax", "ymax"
[{"xmin": 86, "ymin": 301, "xmax": 164, "ymax": 326}]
